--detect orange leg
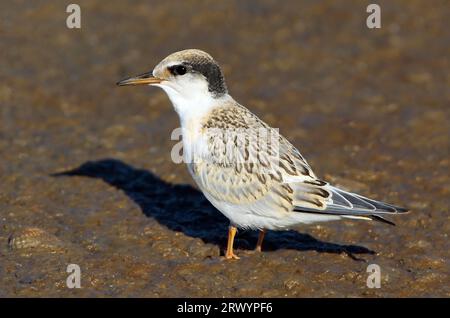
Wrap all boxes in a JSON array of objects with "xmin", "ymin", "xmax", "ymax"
[
  {"xmin": 225, "ymin": 225, "xmax": 240, "ymax": 260},
  {"xmin": 255, "ymin": 229, "xmax": 266, "ymax": 252}
]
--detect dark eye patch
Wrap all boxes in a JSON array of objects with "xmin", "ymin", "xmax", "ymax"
[
  {"xmin": 168, "ymin": 64, "xmax": 187, "ymax": 76},
  {"xmin": 167, "ymin": 59, "xmax": 228, "ymax": 96}
]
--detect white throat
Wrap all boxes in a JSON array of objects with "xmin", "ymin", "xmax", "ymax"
[
  {"xmin": 155, "ymin": 82, "xmax": 230, "ymax": 128},
  {"xmin": 154, "ymin": 82, "xmax": 233, "ymax": 165}
]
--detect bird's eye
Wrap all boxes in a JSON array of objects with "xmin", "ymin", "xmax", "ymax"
[{"xmin": 169, "ymin": 65, "xmax": 187, "ymax": 76}]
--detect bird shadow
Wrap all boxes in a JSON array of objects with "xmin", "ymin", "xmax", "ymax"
[{"xmin": 52, "ymin": 159, "xmax": 375, "ymax": 261}]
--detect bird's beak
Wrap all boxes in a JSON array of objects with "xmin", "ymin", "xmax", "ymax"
[{"xmin": 116, "ymin": 71, "xmax": 162, "ymax": 86}]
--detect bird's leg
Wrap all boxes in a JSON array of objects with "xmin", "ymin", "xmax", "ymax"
[
  {"xmin": 225, "ymin": 225, "xmax": 240, "ymax": 260},
  {"xmin": 255, "ymin": 229, "xmax": 266, "ymax": 252}
]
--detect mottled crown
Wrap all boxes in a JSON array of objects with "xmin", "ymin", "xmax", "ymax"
[{"xmin": 160, "ymin": 49, "xmax": 228, "ymax": 96}]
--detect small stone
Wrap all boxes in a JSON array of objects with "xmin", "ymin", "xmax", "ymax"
[
  {"xmin": 8, "ymin": 227, "xmax": 64, "ymax": 252},
  {"xmin": 284, "ymin": 279, "xmax": 300, "ymax": 290}
]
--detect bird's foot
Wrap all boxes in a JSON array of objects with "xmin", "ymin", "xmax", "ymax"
[{"xmin": 224, "ymin": 251, "xmax": 240, "ymax": 260}]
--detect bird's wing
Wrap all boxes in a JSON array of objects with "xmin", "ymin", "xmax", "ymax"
[{"xmin": 196, "ymin": 103, "xmax": 408, "ymax": 223}]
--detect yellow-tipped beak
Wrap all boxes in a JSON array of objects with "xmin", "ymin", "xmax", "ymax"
[{"xmin": 116, "ymin": 71, "xmax": 162, "ymax": 86}]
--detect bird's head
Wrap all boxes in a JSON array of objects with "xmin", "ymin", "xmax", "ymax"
[{"xmin": 117, "ymin": 49, "xmax": 229, "ymax": 117}]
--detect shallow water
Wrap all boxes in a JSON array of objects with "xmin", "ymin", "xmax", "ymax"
[{"xmin": 0, "ymin": 0, "xmax": 449, "ymax": 297}]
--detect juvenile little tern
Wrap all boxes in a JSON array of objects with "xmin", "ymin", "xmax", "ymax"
[{"xmin": 117, "ymin": 49, "xmax": 408, "ymax": 260}]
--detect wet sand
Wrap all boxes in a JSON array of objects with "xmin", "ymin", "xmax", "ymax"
[{"xmin": 0, "ymin": 0, "xmax": 449, "ymax": 297}]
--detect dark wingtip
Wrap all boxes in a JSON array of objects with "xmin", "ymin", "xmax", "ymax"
[
  {"xmin": 396, "ymin": 207, "xmax": 410, "ymax": 213},
  {"xmin": 389, "ymin": 204, "xmax": 410, "ymax": 214},
  {"xmin": 371, "ymin": 215, "xmax": 396, "ymax": 226}
]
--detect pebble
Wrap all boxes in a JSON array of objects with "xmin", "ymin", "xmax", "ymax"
[{"xmin": 8, "ymin": 227, "xmax": 64, "ymax": 252}]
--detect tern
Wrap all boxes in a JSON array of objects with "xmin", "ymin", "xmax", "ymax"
[{"xmin": 117, "ymin": 49, "xmax": 408, "ymax": 260}]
